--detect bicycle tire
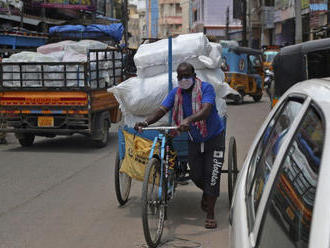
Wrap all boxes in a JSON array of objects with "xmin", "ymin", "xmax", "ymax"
[
  {"xmin": 228, "ymin": 136, "xmax": 238, "ymax": 207},
  {"xmin": 114, "ymin": 151, "xmax": 132, "ymax": 206},
  {"xmin": 142, "ymin": 158, "xmax": 166, "ymax": 248}
]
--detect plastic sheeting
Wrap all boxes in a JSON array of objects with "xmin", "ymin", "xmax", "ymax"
[{"xmin": 49, "ymin": 23, "xmax": 124, "ymax": 42}]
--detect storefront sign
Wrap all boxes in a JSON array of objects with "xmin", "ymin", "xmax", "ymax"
[
  {"xmin": 35, "ymin": 0, "xmax": 95, "ymax": 10},
  {"xmin": 301, "ymin": 0, "xmax": 309, "ymax": 9}
]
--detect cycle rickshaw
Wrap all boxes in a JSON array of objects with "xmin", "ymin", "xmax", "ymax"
[
  {"xmin": 114, "ymin": 36, "xmax": 239, "ymax": 248},
  {"xmin": 114, "ymin": 125, "xmax": 239, "ymax": 247}
]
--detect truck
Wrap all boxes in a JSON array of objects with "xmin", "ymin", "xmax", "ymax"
[{"xmin": 0, "ymin": 28, "xmax": 123, "ymax": 148}]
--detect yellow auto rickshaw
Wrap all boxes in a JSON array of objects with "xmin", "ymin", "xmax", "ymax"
[
  {"xmin": 262, "ymin": 46, "xmax": 280, "ymax": 71},
  {"xmin": 222, "ymin": 46, "xmax": 264, "ymax": 104}
]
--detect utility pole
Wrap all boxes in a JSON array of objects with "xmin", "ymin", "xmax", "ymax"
[
  {"xmin": 260, "ymin": 0, "xmax": 265, "ymax": 47},
  {"xmin": 242, "ymin": 0, "xmax": 248, "ymax": 47},
  {"xmin": 109, "ymin": 0, "xmax": 113, "ymax": 17},
  {"xmin": 148, "ymin": 0, "xmax": 151, "ymax": 38},
  {"xmin": 122, "ymin": 0, "xmax": 128, "ymax": 45},
  {"xmin": 226, "ymin": 6, "xmax": 230, "ymax": 40},
  {"xmin": 295, "ymin": 0, "xmax": 302, "ymax": 43},
  {"xmin": 20, "ymin": 2, "xmax": 24, "ymax": 30}
]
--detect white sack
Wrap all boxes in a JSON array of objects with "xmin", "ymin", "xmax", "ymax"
[
  {"xmin": 65, "ymin": 40, "xmax": 108, "ymax": 57},
  {"xmin": 198, "ymin": 42, "xmax": 222, "ymax": 69},
  {"xmin": 3, "ymin": 52, "xmax": 60, "ymax": 87},
  {"xmin": 108, "ymin": 73, "xmax": 178, "ymax": 116},
  {"xmin": 108, "ymin": 67, "xmax": 238, "ymax": 126},
  {"xmin": 134, "ymin": 33, "xmax": 211, "ymax": 78},
  {"xmin": 37, "ymin": 40, "xmax": 76, "ymax": 54},
  {"xmin": 47, "ymin": 51, "xmax": 66, "ymax": 61}
]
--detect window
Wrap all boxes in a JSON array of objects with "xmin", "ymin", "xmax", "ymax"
[
  {"xmin": 307, "ymin": 49, "xmax": 330, "ymax": 79},
  {"xmin": 257, "ymin": 107, "xmax": 324, "ymax": 248},
  {"xmin": 193, "ymin": 9, "xmax": 197, "ymax": 22},
  {"xmin": 246, "ymin": 99, "xmax": 303, "ymax": 226}
]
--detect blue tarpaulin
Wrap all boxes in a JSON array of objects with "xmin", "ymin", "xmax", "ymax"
[{"xmin": 49, "ymin": 23, "xmax": 124, "ymax": 42}]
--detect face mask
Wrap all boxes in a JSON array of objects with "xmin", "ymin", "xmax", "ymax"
[{"xmin": 178, "ymin": 77, "xmax": 194, "ymax": 89}]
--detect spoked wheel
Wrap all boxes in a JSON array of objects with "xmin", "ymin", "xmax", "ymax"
[
  {"xmin": 114, "ymin": 151, "xmax": 132, "ymax": 206},
  {"xmin": 142, "ymin": 158, "xmax": 166, "ymax": 248},
  {"xmin": 228, "ymin": 136, "xmax": 238, "ymax": 207}
]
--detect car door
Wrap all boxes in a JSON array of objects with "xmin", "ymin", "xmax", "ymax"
[
  {"xmin": 255, "ymin": 103, "xmax": 325, "ymax": 248},
  {"xmin": 243, "ymin": 95, "xmax": 311, "ymax": 247}
]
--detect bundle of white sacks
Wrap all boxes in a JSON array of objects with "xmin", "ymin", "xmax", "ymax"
[
  {"xmin": 2, "ymin": 40, "xmax": 121, "ymax": 88},
  {"xmin": 108, "ymin": 33, "xmax": 239, "ymax": 127}
]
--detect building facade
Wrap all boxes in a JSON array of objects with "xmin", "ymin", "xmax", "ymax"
[
  {"xmin": 128, "ymin": 3, "xmax": 140, "ymax": 48},
  {"xmin": 249, "ymin": 0, "xmax": 329, "ymax": 48},
  {"xmin": 180, "ymin": 0, "xmax": 192, "ymax": 34},
  {"xmin": 191, "ymin": 0, "xmax": 242, "ymax": 41},
  {"xmin": 146, "ymin": 0, "xmax": 159, "ymax": 38},
  {"xmin": 158, "ymin": 0, "xmax": 183, "ymax": 37}
]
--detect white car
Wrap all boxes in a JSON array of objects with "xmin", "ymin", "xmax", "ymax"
[{"xmin": 229, "ymin": 78, "xmax": 330, "ymax": 248}]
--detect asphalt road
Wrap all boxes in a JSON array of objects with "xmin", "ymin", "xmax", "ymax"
[{"xmin": 0, "ymin": 96, "xmax": 270, "ymax": 248}]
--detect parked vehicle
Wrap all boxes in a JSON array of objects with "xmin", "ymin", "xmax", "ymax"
[
  {"xmin": 229, "ymin": 78, "xmax": 329, "ymax": 248},
  {"xmin": 272, "ymin": 38, "xmax": 330, "ymax": 107},
  {"xmin": 222, "ymin": 46, "xmax": 264, "ymax": 104},
  {"xmin": 262, "ymin": 46, "xmax": 279, "ymax": 71},
  {"xmin": 0, "ymin": 25, "xmax": 124, "ymax": 147}
]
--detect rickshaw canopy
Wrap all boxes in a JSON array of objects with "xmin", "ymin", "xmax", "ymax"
[
  {"xmin": 222, "ymin": 46, "xmax": 262, "ymax": 74},
  {"xmin": 273, "ymin": 38, "xmax": 330, "ymax": 97}
]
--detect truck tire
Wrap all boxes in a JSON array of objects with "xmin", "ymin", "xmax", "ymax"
[
  {"xmin": 18, "ymin": 134, "xmax": 35, "ymax": 147},
  {"xmin": 94, "ymin": 118, "xmax": 110, "ymax": 148}
]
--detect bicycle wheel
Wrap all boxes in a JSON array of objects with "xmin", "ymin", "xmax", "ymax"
[
  {"xmin": 114, "ymin": 151, "xmax": 132, "ymax": 206},
  {"xmin": 228, "ymin": 136, "xmax": 238, "ymax": 207},
  {"xmin": 142, "ymin": 158, "xmax": 166, "ymax": 248}
]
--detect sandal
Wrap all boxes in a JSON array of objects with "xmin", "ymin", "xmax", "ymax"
[{"xmin": 205, "ymin": 218, "xmax": 217, "ymax": 229}]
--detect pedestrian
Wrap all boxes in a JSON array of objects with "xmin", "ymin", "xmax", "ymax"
[{"xmin": 134, "ymin": 62, "xmax": 226, "ymax": 229}]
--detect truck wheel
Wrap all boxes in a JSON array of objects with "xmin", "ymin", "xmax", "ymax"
[
  {"xmin": 18, "ymin": 134, "xmax": 35, "ymax": 147},
  {"xmin": 94, "ymin": 119, "xmax": 110, "ymax": 148}
]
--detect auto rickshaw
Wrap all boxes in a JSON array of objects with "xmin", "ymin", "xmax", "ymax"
[
  {"xmin": 262, "ymin": 46, "xmax": 280, "ymax": 71},
  {"xmin": 272, "ymin": 38, "xmax": 330, "ymax": 107},
  {"xmin": 222, "ymin": 46, "xmax": 264, "ymax": 104}
]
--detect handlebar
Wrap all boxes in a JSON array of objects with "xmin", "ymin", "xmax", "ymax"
[{"xmin": 141, "ymin": 126, "xmax": 178, "ymax": 131}]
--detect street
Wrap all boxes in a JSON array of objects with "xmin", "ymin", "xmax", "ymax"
[{"xmin": 0, "ymin": 96, "xmax": 270, "ymax": 248}]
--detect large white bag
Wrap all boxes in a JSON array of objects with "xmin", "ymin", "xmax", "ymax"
[
  {"xmin": 2, "ymin": 52, "xmax": 60, "ymax": 87},
  {"xmin": 64, "ymin": 40, "xmax": 108, "ymax": 57},
  {"xmin": 198, "ymin": 42, "xmax": 222, "ymax": 69},
  {"xmin": 37, "ymin": 40, "xmax": 76, "ymax": 54},
  {"xmin": 134, "ymin": 33, "xmax": 211, "ymax": 78},
  {"xmin": 108, "ymin": 68, "xmax": 238, "ymax": 126},
  {"xmin": 109, "ymin": 73, "xmax": 178, "ymax": 116}
]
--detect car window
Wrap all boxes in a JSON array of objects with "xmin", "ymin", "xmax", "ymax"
[
  {"xmin": 246, "ymin": 99, "xmax": 303, "ymax": 224},
  {"xmin": 257, "ymin": 106, "xmax": 324, "ymax": 248}
]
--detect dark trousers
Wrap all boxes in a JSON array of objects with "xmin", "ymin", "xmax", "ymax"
[{"xmin": 188, "ymin": 132, "xmax": 225, "ymax": 197}]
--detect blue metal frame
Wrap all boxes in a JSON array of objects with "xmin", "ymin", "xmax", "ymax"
[{"xmin": 0, "ymin": 34, "xmax": 47, "ymax": 49}]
